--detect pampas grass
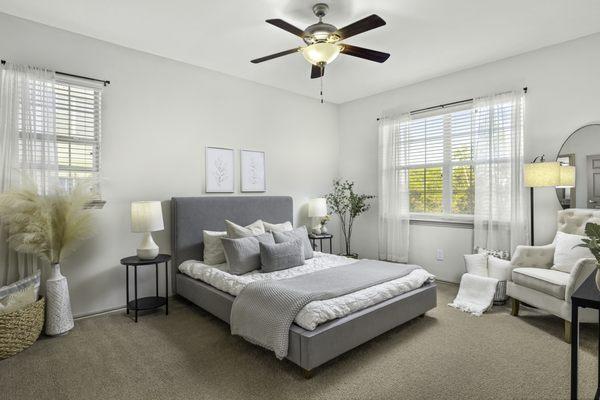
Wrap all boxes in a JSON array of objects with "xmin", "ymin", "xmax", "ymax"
[{"xmin": 0, "ymin": 180, "xmax": 95, "ymax": 265}]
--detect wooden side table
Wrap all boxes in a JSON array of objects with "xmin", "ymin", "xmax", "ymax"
[
  {"xmin": 120, "ymin": 254, "xmax": 170, "ymax": 322},
  {"xmin": 308, "ymin": 233, "xmax": 333, "ymax": 254},
  {"xmin": 570, "ymin": 270, "xmax": 600, "ymax": 399}
]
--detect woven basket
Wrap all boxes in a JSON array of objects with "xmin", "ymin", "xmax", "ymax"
[{"xmin": 0, "ymin": 297, "xmax": 45, "ymax": 360}]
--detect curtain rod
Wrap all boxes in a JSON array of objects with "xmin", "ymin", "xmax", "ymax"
[
  {"xmin": 376, "ymin": 86, "xmax": 528, "ymax": 121},
  {"xmin": 1, "ymin": 59, "xmax": 110, "ymax": 86}
]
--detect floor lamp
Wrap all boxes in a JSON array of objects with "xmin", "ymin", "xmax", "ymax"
[{"xmin": 524, "ymin": 156, "xmax": 560, "ymax": 245}]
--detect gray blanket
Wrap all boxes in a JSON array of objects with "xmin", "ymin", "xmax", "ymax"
[{"xmin": 230, "ymin": 260, "xmax": 421, "ymax": 359}]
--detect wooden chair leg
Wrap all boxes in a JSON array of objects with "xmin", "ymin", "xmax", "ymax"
[
  {"xmin": 564, "ymin": 320, "xmax": 572, "ymax": 344},
  {"xmin": 511, "ymin": 298, "xmax": 520, "ymax": 316}
]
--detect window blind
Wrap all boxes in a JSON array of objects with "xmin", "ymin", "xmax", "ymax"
[
  {"xmin": 55, "ymin": 79, "xmax": 102, "ymax": 191},
  {"xmin": 394, "ymin": 100, "xmax": 516, "ymax": 217}
]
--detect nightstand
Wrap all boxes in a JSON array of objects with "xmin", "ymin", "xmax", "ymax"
[
  {"xmin": 308, "ymin": 233, "xmax": 333, "ymax": 254},
  {"xmin": 120, "ymin": 254, "xmax": 170, "ymax": 322}
]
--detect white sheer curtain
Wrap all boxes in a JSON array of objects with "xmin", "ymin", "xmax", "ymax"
[
  {"xmin": 472, "ymin": 91, "xmax": 528, "ymax": 255},
  {"xmin": 378, "ymin": 113, "xmax": 411, "ymax": 262},
  {"xmin": 0, "ymin": 62, "xmax": 58, "ymax": 286}
]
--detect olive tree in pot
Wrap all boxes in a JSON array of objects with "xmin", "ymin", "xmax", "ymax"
[
  {"xmin": 0, "ymin": 181, "xmax": 95, "ymax": 336},
  {"xmin": 325, "ymin": 179, "xmax": 374, "ymax": 258},
  {"xmin": 574, "ymin": 222, "xmax": 600, "ymax": 290}
]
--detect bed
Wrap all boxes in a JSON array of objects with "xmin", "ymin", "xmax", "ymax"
[{"xmin": 171, "ymin": 196, "xmax": 437, "ymax": 376}]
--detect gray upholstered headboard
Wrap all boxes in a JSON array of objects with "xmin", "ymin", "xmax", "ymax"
[{"xmin": 170, "ymin": 196, "xmax": 293, "ymax": 293}]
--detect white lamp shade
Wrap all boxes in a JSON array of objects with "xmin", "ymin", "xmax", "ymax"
[
  {"xmin": 302, "ymin": 43, "xmax": 341, "ymax": 65},
  {"xmin": 308, "ymin": 198, "xmax": 327, "ymax": 218},
  {"xmin": 524, "ymin": 162, "xmax": 561, "ymax": 187},
  {"xmin": 131, "ymin": 201, "xmax": 164, "ymax": 232},
  {"xmin": 557, "ymin": 165, "xmax": 576, "ymax": 188}
]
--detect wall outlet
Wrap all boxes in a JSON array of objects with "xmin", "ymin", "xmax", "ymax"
[{"xmin": 436, "ymin": 248, "xmax": 444, "ymax": 261}]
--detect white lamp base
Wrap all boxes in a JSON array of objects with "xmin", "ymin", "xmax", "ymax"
[{"xmin": 137, "ymin": 232, "xmax": 159, "ymax": 259}]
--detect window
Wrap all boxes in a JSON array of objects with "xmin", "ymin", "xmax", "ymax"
[
  {"xmin": 55, "ymin": 79, "xmax": 102, "ymax": 192},
  {"xmin": 18, "ymin": 77, "xmax": 103, "ymax": 195},
  {"xmin": 395, "ymin": 100, "xmax": 516, "ymax": 220}
]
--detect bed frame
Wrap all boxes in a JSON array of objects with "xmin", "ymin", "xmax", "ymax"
[{"xmin": 171, "ymin": 196, "xmax": 437, "ymax": 376}]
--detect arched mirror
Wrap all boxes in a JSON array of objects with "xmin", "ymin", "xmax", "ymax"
[{"xmin": 556, "ymin": 123, "xmax": 600, "ymax": 209}]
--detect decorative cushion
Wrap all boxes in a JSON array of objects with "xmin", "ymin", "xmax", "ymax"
[
  {"xmin": 272, "ymin": 226, "xmax": 314, "ymax": 259},
  {"xmin": 0, "ymin": 272, "xmax": 40, "ymax": 314},
  {"xmin": 487, "ymin": 256, "xmax": 512, "ymax": 281},
  {"xmin": 221, "ymin": 233, "xmax": 274, "ymax": 275},
  {"xmin": 552, "ymin": 231, "xmax": 594, "ymax": 273},
  {"xmin": 260, "ymin": 239, "xmax": 305, "ymax": 273},
  {"xmin": 225, "ymin": 219, "xmax": 265, "ymax": 238},
  {"xmin": 464, "ymin": 254, "xmax": 488, "ymax": 277},
  {"xmin": 203, "ymin": 230, "xmax": 227, "ymax": 265},
  {"xmin": 0, "ymin": 271, "xmax": 40, "ymax": 301},
  {"xmin": 476, "ymin": 247, "xmax": 510, "ymax": 260},
  {"xmin": 262, "ymin": 221, "xmax": 293, "ymax": 233},
  {"xmin": 512, "ymin": 267, "xmax": 570, "ymax": 300}
]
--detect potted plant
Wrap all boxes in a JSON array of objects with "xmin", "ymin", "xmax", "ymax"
[
  {"xmin": 574, "ymin": 222, "xmax": 600, "ymax": 290},
  {"xmin": 325, "ymin": 179, "xmax": 374, "ymax": 258},
  {"xmin": 0, "ymin": 181, "xmax": 95, "ymax": 335}
]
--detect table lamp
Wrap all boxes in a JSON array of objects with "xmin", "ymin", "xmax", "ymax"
[
  {"xmin": 131, "ymin": 201, "xmax": 164, "ymax": 259},
  {"xmin": 308, "ymin": 198, "xmax": 327, "ymax": 234},
  {"xmin": 524, "ymin": 156, "xmax": 560, "ymax": 245}
]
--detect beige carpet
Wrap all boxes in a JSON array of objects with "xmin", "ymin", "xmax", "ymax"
[{"xmin": 0, "ymin": 282, "xmax": 597, "ymax": 400}]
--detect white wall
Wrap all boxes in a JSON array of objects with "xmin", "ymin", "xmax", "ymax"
[
  {"xmin": 0, "ymin": 13, "xmax": 341, "ymax": 316},
  {"xmin": 338, "ymin": 33, "xmax": 600, "ymax": 282}
]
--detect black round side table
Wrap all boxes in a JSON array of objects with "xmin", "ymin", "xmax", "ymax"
[{"xmin": 120, "ymin": 254, "xmax": 170, "ymax": 322}]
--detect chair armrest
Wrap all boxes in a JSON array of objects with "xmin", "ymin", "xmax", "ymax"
[
  {"xmin": 510, "ymin": 244, "xmax": 555, "ymax": 270},
  {"xmin": 565, "ymin": 258, "xmax": 598, "ymax": 302}
]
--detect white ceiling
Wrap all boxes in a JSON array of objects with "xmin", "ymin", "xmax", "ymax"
[{"xmin": 1, "ymin": 0, "xmax": 600, "ymax": 103}]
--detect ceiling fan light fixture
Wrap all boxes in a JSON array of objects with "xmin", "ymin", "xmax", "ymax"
[{"xmin": 302, "ymin": 42, "xmax": 340, "ymax": 65}]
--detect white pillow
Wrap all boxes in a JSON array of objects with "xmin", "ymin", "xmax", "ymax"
[
  {"xmin": 464, "ymin": 253, "xmax": 488, "ymax": 277},
  {"xmin": 487, "ymin": 256, "xmax": 512, "ymax": 281},
  {"xmin": 225, "ymin": 219, "xmax": 265, "ymax": 238},
  {"xmin": 263, "ymin": 221, "xmax": 293, "ymax": 233},
  {"xmin": 203, "ymin": 230, "xmax": 227, "ymax": 265},
  {"xmin": 0, "ymin": 285, "xmax": 37, "ymax": 314},
  {"xmin": 552, "ymin": 231, "xmax": 594, "ymax": 273}
]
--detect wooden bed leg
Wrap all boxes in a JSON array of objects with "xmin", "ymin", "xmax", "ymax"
[
  {"xmin": 303, "ymin": 369, "xmax": 313, "ymax": 379},
  {"xmin": 564, "ymin": 320, "xmax": 572, "ymax": 344},
  {"xmin": 511, "ymin": 298, "xmax": 520, "ymax": 316}
]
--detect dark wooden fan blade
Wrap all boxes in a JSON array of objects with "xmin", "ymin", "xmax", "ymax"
[
  {"xmin": 334, "ymin": 14, "xmax": 386, "ymax": 40},
  {"xmin": 310, "ymin": 64, "xmax": 325, "ymax": 79},
  {"xmin": 251, "ymin": 48, "xmax": 301, "ymax": 64},
  {"xmin": 340, "ymin": 44, "xmax": 390, "ymax": 63},
  {"xmin": 266, "ymin": 19, "xmax": 305, "ymax": 37}
]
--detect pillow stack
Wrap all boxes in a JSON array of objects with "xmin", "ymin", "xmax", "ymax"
[
  {"xmin": 201, "ymin": 219, "xmax": 314, "ymax": 275},
  {"xmin": 0, "ymin": 271, "xmax": 40, "ymax": 315}
]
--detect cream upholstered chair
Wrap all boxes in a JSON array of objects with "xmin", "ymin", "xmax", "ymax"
[{"xmin": 507, "ymin": 209, "xmax": 600, "ymax": 342}]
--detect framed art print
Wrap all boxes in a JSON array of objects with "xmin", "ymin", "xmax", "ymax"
[
  {"xmin": 205, "ymin": 147, "xmax": 234, "ymax": 193},
  {"xmin": 241, "ymin": 150, "xmax": 266, "ymax": 192}
]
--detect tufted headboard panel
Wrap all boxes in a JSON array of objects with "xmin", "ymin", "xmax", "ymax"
[{"xmin": 557, "ymin": 209, "xmax": 600, "ymax": 235}]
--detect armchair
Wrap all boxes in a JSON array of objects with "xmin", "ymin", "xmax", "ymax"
[{"xmin": 507, "ymin": 209, "xmax": 600, "ymax": 342}]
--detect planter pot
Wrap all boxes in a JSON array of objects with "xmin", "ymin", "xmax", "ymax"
[
  {"xmin": 596, "ymin": 269, "xmax": 600, "ymax": 292},
  {"xmin": 45, "ymin": 264, "xmax": 74, "ymax": 336}
]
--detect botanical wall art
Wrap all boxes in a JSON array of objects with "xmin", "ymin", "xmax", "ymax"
[
  {"xmin": 205, "ymin": 147, "xmax": 234, "ymax": 193},
  {"xmin": 241, "ymin": 150, "xmax": 266, "ymax": 192}
]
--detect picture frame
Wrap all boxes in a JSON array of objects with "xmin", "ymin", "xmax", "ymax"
[
  {"xmin": 205, "ymin": 146, "xmax": 235, "ymax": 193},
  {"xmin": 240, "ymin": 150, "xmax": 266, "ymax": 192}
]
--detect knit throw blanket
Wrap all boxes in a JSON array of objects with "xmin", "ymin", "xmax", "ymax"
[
  {"xmin": 448, "ymin": 273, "xmax": 498, "ymax": 316},
  {"xmin": 230, "ymin": 260, "xmax": 421, "ymax": 359}
]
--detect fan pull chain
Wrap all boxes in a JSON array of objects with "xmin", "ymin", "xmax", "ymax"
[{"xmin": 320, "ymin": 63, "xmax": 324, "ymax": 104}]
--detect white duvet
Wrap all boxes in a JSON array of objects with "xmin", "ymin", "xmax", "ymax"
[{"xmin": 179, "ymin": 252, "xmax": 434, "ymax": 331}]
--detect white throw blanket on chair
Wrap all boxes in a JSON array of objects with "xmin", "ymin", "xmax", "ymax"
[{"xmin": 449, "ymin": 273, "xmax": 498, "ymax": 316}]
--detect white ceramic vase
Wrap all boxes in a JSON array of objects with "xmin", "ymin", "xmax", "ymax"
[
  {"xmin": 596, "ymin": 269, "xmax": 600, "ymax": 292},
  {"xmin": 45, "ymin": 264, "xmax": 74, "ymax": 336}
]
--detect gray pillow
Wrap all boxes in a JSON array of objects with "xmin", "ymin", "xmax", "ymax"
[
  {"xmin": 272, "ymin": 225, "xmax": 313, "ymax": 259},
  {"xmin": 221, "ymin": 233, "xmax": 274, "ymax": 275},
  {"xmin": 260, "ymin": 239, "xmax": 305, "ymax": 273}
]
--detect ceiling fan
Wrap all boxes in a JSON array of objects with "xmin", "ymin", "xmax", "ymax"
[{"xmin": 251, "ymin": 3, "xmax": 390, "ymax": 82}]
